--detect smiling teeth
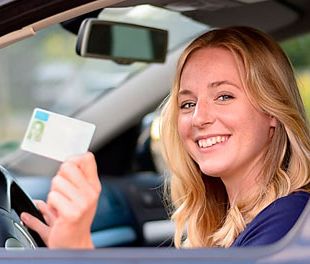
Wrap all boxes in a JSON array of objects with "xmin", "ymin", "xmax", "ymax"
[{"xmin": 198, "ymin": 136, "xmax": 228, "ymax": 148}]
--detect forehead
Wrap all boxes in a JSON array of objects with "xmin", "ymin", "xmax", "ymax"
[
  {"xmin": 184, "ymin": 47, "xmax": 243, "ymax": 74},
  {"xmin": 180, "ymin": 47, "xmax": 245, "ymax": 87}
]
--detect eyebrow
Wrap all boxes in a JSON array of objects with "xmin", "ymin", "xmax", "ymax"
[
  {"xmin": 208, "ymin": 80, "xmax": 241, "ymax": 89},
  {"xmin": 178, "ymin": 89, "xmax": 193, "ymax": 97},
  {"xmin": 178, "ymin": 80, "xmax": 240, "ymax": 97}
]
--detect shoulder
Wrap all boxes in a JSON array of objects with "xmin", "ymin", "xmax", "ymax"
[{"xmin": 232, "ymin": 191, "xmax": 310, "ymax": 247}]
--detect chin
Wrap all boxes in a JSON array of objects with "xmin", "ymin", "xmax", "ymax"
[{"xmin": 199, "ymin": 166, "xmax": 225, "ymax": 178}]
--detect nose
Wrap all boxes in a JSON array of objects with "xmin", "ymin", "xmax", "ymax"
[{"xmin": 192, "ymin": 101, "xmax": 215, "ymax": 128}]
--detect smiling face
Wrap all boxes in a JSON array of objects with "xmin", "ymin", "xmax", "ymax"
[{"xmin": 177, "ymin": 47, "xmax": 276, "ymax": 183}]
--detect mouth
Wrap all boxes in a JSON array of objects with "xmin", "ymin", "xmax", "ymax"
[{"xmin": 196, "ymin": 135, "xmax": 230, "ymax": 149}]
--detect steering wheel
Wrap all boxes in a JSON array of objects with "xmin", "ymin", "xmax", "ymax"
[{"xmin": 0, "ymin": 165, "xmax": 46, "ymax": 248}]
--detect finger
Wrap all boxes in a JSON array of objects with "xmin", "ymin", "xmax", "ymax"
[
  {"xmin": 56, "ymin": 164, "xmax": 100, "ymax": 204},
  {"xmin": 58, "ymin": 158, "xmax": 101, "ymax": 196},
  {"xmin": 35, "ymin": 200, "xmax": 57, "ymax": 226},
  {"xmin": 67, "ymin": 152, "xmax": 100, "ymax": 191},
  {"xmin": 50, "ymin": 175, "xmax": 85, "ymax": 205},
  {"xmin": 49, "ymin": 175, "xmax": 100, "ymax": 229},
  {"xmin": 21, "ymin": 212, "xmax": 49, "ymax": 244},
  {"xmin": 67, "ymin": 152, "xmax": 97, "ymax": 177},
  {"xmin": 33, "ymin": 199, "xmax": 43, "ymax": 207},
  {"xmin": 57, "ymin": 161, "xmax": 91, "ymax": 191},
  {"xmin": 47, "ymin": 191, "xmax": 81, "ymax": 222}
]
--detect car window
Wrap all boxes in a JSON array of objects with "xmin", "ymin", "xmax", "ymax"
[
  {"xmin": 0, "ymin": 5, "xmax": 207, "ymax": 159},
  {"xmin": 281, "ymin": 33, "xmax": 310, "ymax": 118}
]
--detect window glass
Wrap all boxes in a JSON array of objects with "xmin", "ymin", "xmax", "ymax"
[
  {"xmin": 0, "ymin": 5, "xmax": 207, "ymax": 159},
  {"xmin": 281, "ymin": 34, "xmax": 310, "ymax": 118}
]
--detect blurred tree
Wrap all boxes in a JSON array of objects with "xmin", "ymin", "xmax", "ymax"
[
  {"xmin": 281, "ymin": 34, "xmax": 310, "ymax": 118},
  {"xmin": 281, "ymin": 35, "xmax": 310, "ymax": 69}
]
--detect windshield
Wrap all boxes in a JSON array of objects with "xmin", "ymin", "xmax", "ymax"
[{"xmin": 0, "ymin": 5, "xmax": 207, "ymax": 159}]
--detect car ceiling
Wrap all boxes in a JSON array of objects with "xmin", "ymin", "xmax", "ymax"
[
  {"xmin": 0, "ymin": 0, "xmax": 310, "ymax": 40},
  {"xmin": 0, "ymin": 0, "xmax": 99, "ymax": 37},
  {"xmin": 113, "ymin": 0, "xmax": 310, "ymax": 40}
]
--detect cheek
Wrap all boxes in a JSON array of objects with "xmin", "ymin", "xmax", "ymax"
[
  {"xmin": 177, "ymin": 114, "xmax": 192, "ymax": 142},
  {"xmin": 238, "ymin": 109, "xmax": 272, "ymax": 145}
]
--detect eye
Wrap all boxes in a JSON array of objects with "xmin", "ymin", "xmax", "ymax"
[
  {"xmin": 180, "ymin": 102, "xmax": 196, "ymax": 109},
  {"xmin": 216, "ymin": 94, "xmax": 235, "ymax": 102}
]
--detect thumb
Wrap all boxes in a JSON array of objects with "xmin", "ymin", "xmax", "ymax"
[{"xmin": 21, "ymin": 212, "xmax": 49, "ymax": 245}]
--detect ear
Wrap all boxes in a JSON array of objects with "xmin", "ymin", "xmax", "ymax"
[
  {"xmin": 268, "ymin": 116, "xmax": 277, "ymax": 138},
  {"xmin": 269, "ymin": 116, "xmax": 277, "ymax": 128}
]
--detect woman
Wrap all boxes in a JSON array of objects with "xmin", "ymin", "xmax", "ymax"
[
  {"xmin": 160, "ymin": 26, "xmax": 310, "ymax": 247},
  {"xmin": 22, "ymin": 26, "xmax": 310, "ymax": 248}
]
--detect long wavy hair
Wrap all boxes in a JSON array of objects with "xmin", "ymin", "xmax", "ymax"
[{"xmin": 160, "ymin": 26, "xmax": 310, "ymax": 248}]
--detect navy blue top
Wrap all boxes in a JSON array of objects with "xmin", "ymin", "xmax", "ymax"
[{"xmin": 231, "ymin": 191, "xmax": 310, "ymax": 247}]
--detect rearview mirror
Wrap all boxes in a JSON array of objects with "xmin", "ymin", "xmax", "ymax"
[{"xmin": 76, "ymin": 19, "xmax": 168, "ymax": 64}]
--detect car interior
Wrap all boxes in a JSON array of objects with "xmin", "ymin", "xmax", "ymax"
[{"xmin": 0, "ymin": 0, "xmax": 310, "ymax": 263}]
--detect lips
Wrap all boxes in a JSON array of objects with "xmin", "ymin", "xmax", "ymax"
[{"xmin": 196, "ymin": 135, "xmax": 230, "ymax": 148}]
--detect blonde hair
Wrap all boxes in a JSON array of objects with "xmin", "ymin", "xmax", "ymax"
[{"xmin": 160, "ymin": 26, "xmax": 310, "ymax": 248}]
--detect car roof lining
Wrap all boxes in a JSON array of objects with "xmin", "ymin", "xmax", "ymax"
[
  {"xmin": 112, "ymin": 0, "xmax": 310, "ymax": 40},
  {"xmin": 59, "ymin": 0, "xmax": 299, "ymax": 38},
  {"xmin": 0, "ymin": 0, "xmax": 125, "ymax": 48},
  {"xmin": 1, "ymin": 0, "xmax": 310, "ymax": 40},
  {"xmin": 0, "ymin": 0, "xmax": 99, "ymax": 37},
  {"xmin": 183, "ymin": 1, "xmax": 298, "ymax": 35}
]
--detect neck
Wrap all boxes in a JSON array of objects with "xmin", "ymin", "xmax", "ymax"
[
  {"xmin": 220, "ymin": 156, "xmax": 265, "ymax": 206},
  {"xmin": 223, "ymin": 173, "xmax": 259, "ymax": 206}
]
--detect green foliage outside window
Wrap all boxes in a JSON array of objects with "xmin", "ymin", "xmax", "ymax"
[{"xmin": 281, "ymin": 35, "xmax": 310, "ymax": 118}]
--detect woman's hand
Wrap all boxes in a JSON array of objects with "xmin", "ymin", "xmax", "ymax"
[{"xmin": 21, "ymin": 152, "xmax": 101, "ymax": 248}]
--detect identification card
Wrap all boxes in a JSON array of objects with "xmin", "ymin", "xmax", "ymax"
[{"xmin": 21, "ymin": 108, "xmax": 96, "ymax": 162}]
